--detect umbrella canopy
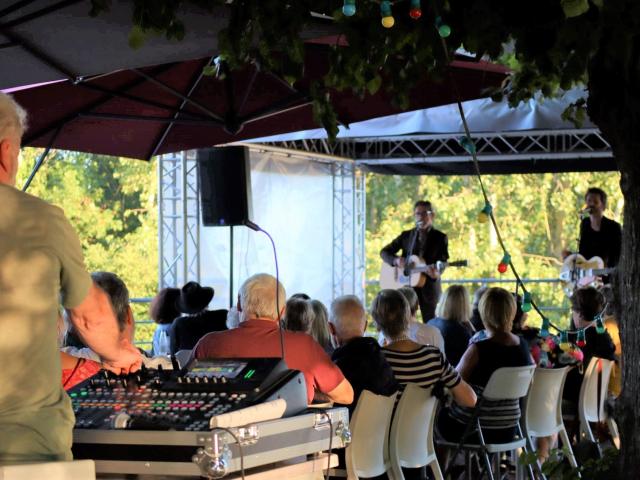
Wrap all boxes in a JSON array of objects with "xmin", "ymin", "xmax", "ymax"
[{"xmin": 12, "ymin": 45, "xmax": 508, "ymax": 159}]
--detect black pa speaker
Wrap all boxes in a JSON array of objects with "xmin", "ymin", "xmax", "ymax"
[{"xmin": 197, "ymin": 146, "xmax": 253, "ymax": 226}]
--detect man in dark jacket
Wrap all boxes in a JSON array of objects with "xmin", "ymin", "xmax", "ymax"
[
  {"xmin": 328, "ymin": 295, "xmax": 398, "ymax": 414},
  {"xmin": 380, "ymin": 200, "xmax": 449, "ymax": 321}
]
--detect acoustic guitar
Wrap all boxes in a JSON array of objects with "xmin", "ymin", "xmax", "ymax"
[
  {"xmin": 379, "ymin": 255, "xmax": 468, "ymax": 290},
  {"xmin": 559, "ymin": 253, "xmax": 615, "ymax": 295}
]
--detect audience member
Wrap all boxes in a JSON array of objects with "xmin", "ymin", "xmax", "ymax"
[
  {"xmin": 601, "ymin": 285, "xmax": 621, "ymax": 396},
  {"xmin": 391, "ymin": 286, "xmax": 444, "ymax": 351},
  {"xmin": 563, "ymin": 287, "xmax": 616, "ymax": 406},
  {"xmin": 469, "ymin": 286, "xmax": 488, "ymax": 332},
  {"xmin": 149, "ymin": 287, "xmax": 180, "ymax": 356},
  {"xmin": 290, "ymin": 292, "xmax": 311, "ymax": 300},
  {"xmin": 372, "ymin": 289, "xmax": 476, "ymax": 404},
  {"xmin": 170, "ymin": 282, "xmax": 227, "ymax": 354},
  {"xmin": 63, "ymin": 272, "xmax": 171, "ymax": 369},
  {"xmin": 193, "ymin": 273, "xmax": 353, "ymax": 405},
  {"xmin": 427, "ymin": 285, "xmax": 475, "ymax": 366},
  {"xmin": 310, "ymin": 299, "xmax": 333, "ymax": 354},
  {"xmin": 61, "ymin": 351, "xmax": 101, "ymax": 390},
  {"xmin": 437, "ymin": 287, "xmax": 533, "ymax": 444},
  {"xmin": 283, "ymin": 297, "xmax": 314, "ymax": 333},
  {"xmin": 329, "ymin": 295, "xmax": 398, "ymax": 414}
]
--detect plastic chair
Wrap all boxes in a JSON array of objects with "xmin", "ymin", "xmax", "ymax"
[
  {"xmin": 343, "ymin": 390, "xmax": 398, "ymax": 479},
  {"xmin": 0, "ymin": 460, "xmax": 95, "ymax": 480},
  {"xmin": 523, "ymin": 367, "xmax": 578, "ymax": 475},
  {"xmin": 440, "ymin": 365, "xmax": 536, "ymax": 480},
  {"xmin": 578, "ymin": 357, "xmax": 620, "ymax": 452},
  {"xmin": 389, "ymin": 384, "xmax": 442, "ymax": 480},
  {"xmin": 174, "ymin": 349, "xmax": 193, "ymax": 369}
]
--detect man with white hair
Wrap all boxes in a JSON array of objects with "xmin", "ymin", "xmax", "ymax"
[
  {"xmin": 0, "ymin": 93, "xmax": 142, "ymax": 463},
  {"xmin": 328, "ymin": 295, "xmax": 398, "ymax": 413},
  {"xmin": 194, "ymin": 273, "xmax": 353, "ymax": 405}
]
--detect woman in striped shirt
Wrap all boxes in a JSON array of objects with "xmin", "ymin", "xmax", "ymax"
[
  {"xmin": 437, "ymin": 287, "xmax": 533, "ymax": 443},
  {"xmin": 371, "ymin": 289, "xmax": 476, "ymax": 406}
]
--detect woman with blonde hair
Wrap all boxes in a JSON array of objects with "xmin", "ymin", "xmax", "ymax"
[
  {"xmin": 427, "ymin": 284, "xmax": 474, "ymax": 365},
  {"xmin": 437, "ymin": 287, "xmax": 533, "ymax": 444}
]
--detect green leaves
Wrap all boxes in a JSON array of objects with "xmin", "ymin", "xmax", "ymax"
[
  {"xmin": 561, "ymin": 0, "xmax": 591, "ymax": 18},
  {"xmin": 128, "ymin": 25, "xmax": 147, "ymax": 49}
]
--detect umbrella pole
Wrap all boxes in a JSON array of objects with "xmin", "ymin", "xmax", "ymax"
[
  {"xmin": 22, "ymin": 126, "xmax": 62, "ymax": 192},
  {"xmin": 229, "ymin": 225, "xmax": 234, "ymax": 309}
]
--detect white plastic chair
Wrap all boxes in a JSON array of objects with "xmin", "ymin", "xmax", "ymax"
[
  {"xmin": 523, "ymin": 367, "xmax": 578, "ymax": 474},
  {"xmin": 579, "ymin": 357, "xmax": 620, "ymax": 452},
  {"xmin": 389, "ymin": 384, "xmax": 442, "ymax": 480},
  {"xmin": 440, "ymin": 365, "xmax": 536, "ymax": 480},
  {"xmin": 344, "ymin": 390, "xmax": 398, "ymax": 479},
  {"xmin": 174, "ymin": 349, "xmax": 193, "ymax": 369},
  {"xmin": 0, "ymin": 460, "xmax": 95, "ymax": 480}
]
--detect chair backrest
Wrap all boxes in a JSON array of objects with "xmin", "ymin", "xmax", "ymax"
[
  {"xmin": 390, "ymin": 384, "xmax": 439, "ymax": 468},
  {"xmin": 579, "ymin": 357, "xmax": 615, "ymax": 423},
  {"xmin": 524, "ymin": 367, "xmax": 570, "ymax": 438},
  {"xmin": 346, "ymin": 389, "xmax": 398, "ymax": 478},
  {"xmin": 483, "ymin": 365, "xmax": 536, "ymax": 401},
  {"xmin": 174, "ymin": 349, "xmax": 192, "ymax": 368},
  {"xmin": 0, "ymin": 460, "xmax": 95, "ymax": 480}
]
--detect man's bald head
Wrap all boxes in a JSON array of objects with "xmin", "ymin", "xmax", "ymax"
[{"xmin": 329, "ymin": 295, "xmax": 366, "ymax": 346}]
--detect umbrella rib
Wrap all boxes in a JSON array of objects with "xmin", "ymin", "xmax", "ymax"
[
  {"xmin": 146, "ymin": 58, "xmax": 214, "ymax": 159},
  {"xmin": 235, "ymin": 67, "xmax": 259, "ymax": 116},
  {"xmin": 77, "ymin": 113, "xmax": 224, "ymax": 126},
  {"xmin": 23, "ymin": 64, "xmax": 176, "ymax": 145},
  {"xmin": 132, "ymin": 68, "xmax": 224, "ymax": 124},
  {"xmin": 77, "ymin": 82, "xmax": 213, "ymax": 122},
  {"xmin": 0, "ymin": 23, "xmax": 79, "ymax": 81},
  {"xmin": 0, "ymin": 0, "xmax": 84, "ymax": 29},
  {"xmin": 0, "ymin": 0, "xmax": 38, "ymax": 19},
  {"xmin": 239, "ymin": 94, "xmax": 312, "ymax": 125}
]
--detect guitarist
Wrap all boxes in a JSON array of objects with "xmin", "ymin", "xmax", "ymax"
[
  {"xmin": 578, "ymin": 187, "xmax": 621, "ymax": 270},
  {"xmin": 380, "ymin": 200, "xmax": 449, "ymax": 322}
]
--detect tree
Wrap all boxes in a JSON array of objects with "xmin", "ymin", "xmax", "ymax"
[{"xmin": 91, "ymin": 0, "xmax": 640, "ymax": 471}]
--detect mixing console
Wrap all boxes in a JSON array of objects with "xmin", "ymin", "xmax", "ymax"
[{"xmin": 69, "ymin": 358, "xmax": 307, "ymax": 432}]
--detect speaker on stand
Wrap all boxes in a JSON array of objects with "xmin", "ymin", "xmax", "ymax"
[{"xmin": 197, "ymin": 146, "xmax": 254, "ymax": 307}]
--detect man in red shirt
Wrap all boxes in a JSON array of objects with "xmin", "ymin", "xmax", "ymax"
[{"xmin": 193, "ymin": 274, "xmax": 353, "ymax": 405}]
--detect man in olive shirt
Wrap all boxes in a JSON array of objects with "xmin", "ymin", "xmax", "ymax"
[{"xmin": 0, "ymin": 93, "xmax": 142, "ymax": 463}]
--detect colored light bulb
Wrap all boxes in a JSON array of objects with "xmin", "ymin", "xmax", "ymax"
[
  {"xmin": 576, "ymin": 329, "xmax": 586, "ymax": 348},
  {"xmin": 522, "ymin": 291, "xmax": 532, "ymax": 312},
  {"xmin": 559, "ymin": 331, "xmax": 571, "ymax": 351},
  {"xmin": 595, "ymin": 316, "xmax": 605, "ymax": 334},
  {"xmin": 381, "ymin": 1, "xmax": 394, "ymax": 28},
  {"xmin": 435, "ymin": 16, "xmax": 451, "ymax": 38},
  {"xmin": 459, "ymin": 136, "xmax": 476, "ymax": 154},
  {"xmin": 540, "ymin": 318, "xmax": 550, "ymax": 338},
  {"xmin": 409, "ymin": 0, "xmax": 422, "ymax": 19},
  {"xmin": 497, "ymin": 253, "xmax": 510, "ymax": 273},
  {"xmin": 478, "ymin": 203, "xmax": 492, "ymax": 223},
  {"xmin": 342, "ymin": 0, "xmax": 356, "ymax": 16}
]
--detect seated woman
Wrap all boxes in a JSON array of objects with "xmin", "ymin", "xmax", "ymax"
[
  {"xmin": 283, "ymin": 297, "xmax": 315, "ymax": 333},
  {"xmin": 309, "ymin": 299, "xmax": 334, "ymax": 354},
  {"xmin": 563, "ymin": 286, "xmax": 616, "ymax": 407},
  {"xmin": 149, "ymin": 287, "xmax": 180, "ymax": 356},
  {"xmin": 371, "ymin": 289, "xmax": 476, "ymax": 405},
  {"xmin": 438, "ymin": 287, "xmax": 533, "ymax": 444},
  {"xmin": 427, "ymin": 285, "xmax": 475, "ymax": 366}
]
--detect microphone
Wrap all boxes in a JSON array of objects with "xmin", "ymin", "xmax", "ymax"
[
  {"xmin": 580, "ymin": 207, "xmax": 592, "ymax": 218},
  {"xmin": 416, "ymin": 220, "xmax": 424, "ymax": 228}
]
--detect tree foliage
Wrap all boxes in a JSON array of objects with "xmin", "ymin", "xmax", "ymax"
[{"xmin": 16, "ymin": 149, "xmax": 159, "ymax": 345}]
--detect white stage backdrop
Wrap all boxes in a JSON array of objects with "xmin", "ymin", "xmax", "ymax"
[{"xmin": 198, "ymin": 151, "xmax": 334, "ymax": 310}]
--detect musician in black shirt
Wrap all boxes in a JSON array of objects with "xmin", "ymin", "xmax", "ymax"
[
  {"xmin": 380, "ymin": 200, "xmax": 449, "ymax": 322},
  {"xmin": 579, "ymin": 187, "xmax": 622, "ymax": 269}
]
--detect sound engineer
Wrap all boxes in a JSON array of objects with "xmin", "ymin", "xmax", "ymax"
[{"xmin": 0, "ymin": 93, "xmax": 142, "ymax": 464}]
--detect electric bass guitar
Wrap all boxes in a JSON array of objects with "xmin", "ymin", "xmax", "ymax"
[
  {"xmin": 559, "ymin": 253, "xmax": 615, "ymax": 295},
  {"xmin": 379, "ymin": 255, "xmax": 468, "ymax": 290}
]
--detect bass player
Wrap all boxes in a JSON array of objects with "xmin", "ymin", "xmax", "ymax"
[{"xmin": 380, "ymin": 200, "xmax": 449, "ymax": 322}]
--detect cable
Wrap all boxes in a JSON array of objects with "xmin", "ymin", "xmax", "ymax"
[
  {"xmin": 244, "ymin": 220, "xmax": 285, "ymax": 360},
  {"xmin": 210, "ymin": 427, "xmax": 245, "ymax": 480}
]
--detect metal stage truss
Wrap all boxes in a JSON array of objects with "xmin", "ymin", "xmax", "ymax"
[
  {"xmin": 158, "ymin": 148, "xmax": 366, "ymax": 301},
  {"xmin": 256, "ymin": 128, "xmax": 613, "ymax": 166},
  {"xmin": 158, "ymin": 151, "xmax": 201, "ymax": 288}
]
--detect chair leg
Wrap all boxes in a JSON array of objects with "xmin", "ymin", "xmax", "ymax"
[
  {"xmin": 429, "ymin": 460, "xmax": 444, "ymax": 480},
  {"xmin": 607, "ymin": 418, "xmax": 621, "ymax": 450},
  {"xmin": 558, "ymin": 428, "xmax": 579, "ymax": 469},
  {"xmin": 482, "ymin": 451, "xmax": 495, "ymax": 480}
]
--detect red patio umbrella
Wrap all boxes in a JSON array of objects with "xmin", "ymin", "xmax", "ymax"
[{"xmin": 13, "ymin": 44, "xmax": 508, "ymax": 160}]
